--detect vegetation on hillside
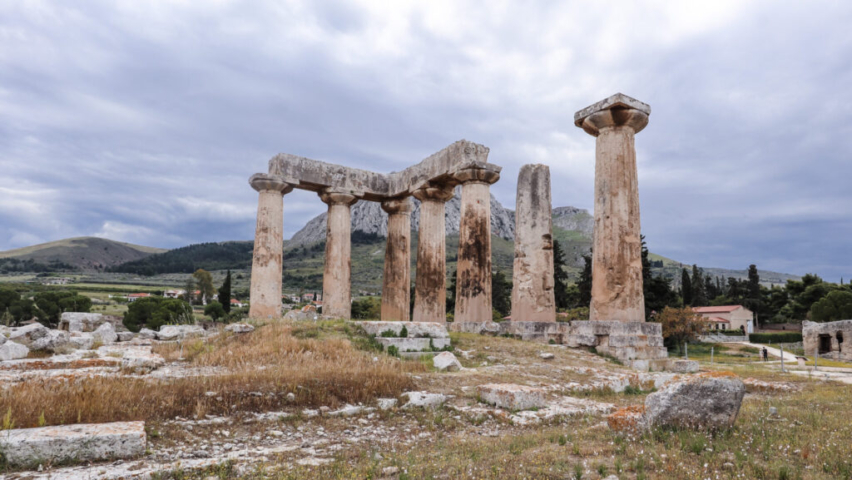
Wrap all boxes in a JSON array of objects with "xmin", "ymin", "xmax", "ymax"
[{"xmin": 109, "ymin": 242, "xmax": 254, "ymax": 275}]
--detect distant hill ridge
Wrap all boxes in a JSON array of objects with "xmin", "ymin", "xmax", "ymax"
[{"xmin": 0, "ymin": 237, "xmax": 166, "ymax": 271}]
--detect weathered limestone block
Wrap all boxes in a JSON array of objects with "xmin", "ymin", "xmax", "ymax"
[
  {"xmin": 376, "ymin": 337, "xmax": 450, "ymax": 352},
  {"xmin": 59, "ymin": 312, "xmax": 106, "ymax": 332},
  {"xmin": 381, "ymin": 198, "xmax": 413, "ymax": 321},
  {"xmin": 117, "ymin": 331, "xmax": 135, "ymax": 342},
  {"xmin": 433, "ymin": 351, "xmax": 462, "ymax": 371},
  {"xmin": 511, "ymin": 164, "xmax": 556, "ymax": 322},
  {"xmin": 225, "ymin": 323, "xmax": 255, "ymax": 334},
  {"xmin": 455, "ymin": 166, "xmax": 500, "ymax": 323},
  {"xmin": 0, "ymin": 340, "xmax": 29, "ymax": 361},
  {"xmin": 358, "ymin": 321, "xmax": 449, "ymax": 338},
  {"xmin": 644, "ymin": 372, "xmax": 745, "ymax": 429},
  {"xmin": 248, "ymin": 173, "xmax": 294, "ymax": 319},
  {"xmin": 121, "ymin": 351, "xmax": 166, "ymax": 374},
  {"xmin": 69, "ymin": 332, "xmax": 95, "ymax": 350},
  {"xmin": 402, "ymin": 391, "xmax": 447, "ymax": 409},
  {"xmin": 0, "ymin": 421, "xmax": 146, "ymax": 467},
  {"xmin": 93, "ymin": 322, "xmax": 118, "ymax": 344},
  {"xmin": 413, "ymin": 184, "xmax": 455, "ymax": 323},
  {"xmin": 138, "ymin": 328, "xmax": 157, "ymax": 340},
  {"xmin": 477, "ymin": 384, "xmax": 547, "ymax": 410},
  {"xmin": 157, "ymin": 325, "xmax": 204, "ymax": 341},
  {"xmin": 668, "ymin": 359, "xmax": 700, "ymax": 373},
  {"xmin": 803, "ymin": 320, "xmax": 852, "ymax": 361},
  {"xmin": 607, "ymin": 405, "xmax": 646, "ymax": 434},
  {"xmin": 320, "ymin": 189, "xmax": 359, "ymax": 319},
  {"xmin": 30, "ymin": 330, "xmax": 71, "ymax": 352},
  {"xmin": 9, "ymin": 323, "xmax": 49, "ymax": 345},
  {"xmin": 575, "ymin": 93, "xmax": 650, "ymax": 323}
]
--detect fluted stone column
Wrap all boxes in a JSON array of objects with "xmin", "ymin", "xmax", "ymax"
[
  {"xmin": 511, "ymin": 164, "xmax": 556, "ymax": 322},
  {"xmin": 454, "ymin": 167, "xmax": 500, "ymax": 323},
  {"xmin": 413, "ymin": 184, "xmax": 455, "ymax": 323},
  {"xmin": 249, "ymin": 174, "xmax": 294, "ymax": 319},
  {"xmin": 381, "ymin": 198, "xmax": 413, "ymax": 321},
  {"xmin": 319, "ymin": 189, "xmax": 358, "ymax": 319},
  {"xmin": 575, "ymin": 93, "xmax": 650, "ymax": 322}
]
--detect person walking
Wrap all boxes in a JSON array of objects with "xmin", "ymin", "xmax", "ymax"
[{"xmin": 762, "ymin": 347, "xmax": 768, "ymax": 362}]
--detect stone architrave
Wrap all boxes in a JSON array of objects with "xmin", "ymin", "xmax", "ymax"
[
  {"xmin": 381, "ymin": 198, "xmax": 413, "ymax": 321},
  {"xmin": 413, "ymin": 183, "xmax": 456, "ymax": 323},
  {"xmin": 248, "ymin": 174, "xmax": 293, "ymax": 319},
  {"xmin": 511, "ymin": 164, "xmax": 556, "ymax": 322},
  {"xmin": 319, "ymin": 189, "xmax": 359, "ymax": 319},
  {"xmin": 454, "ymin": 166, "xmax": 500, "ymax": 323},
  {"xmin": 575, "ymin": 93, "xmax": 650, "ymax": 323}
]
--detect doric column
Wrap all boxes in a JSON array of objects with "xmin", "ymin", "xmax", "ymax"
[
  {"xmin": 319, "ymin": 189, "xmax": 358, "ymax": 319},
  {"xmin": 454, "ymin": 166, "xmax": 500, "ymax": 323},
  {"xmin": 412, "ymin": 183, "xmax": 455, "ymax": 323},
  {"xmin": 574, "ymin": 93, "xmax": 651, "ymax": 322},
  {"xmin": 511, "ymin": 164, "xmax": 556, "ymax": 322},
  {"xmin": 248, "ymin": 174, "xmax": 294, "ymax": 319},
  {"xmin": 380, "ymin": 198, "xmax": 413, "ymax": 321}
]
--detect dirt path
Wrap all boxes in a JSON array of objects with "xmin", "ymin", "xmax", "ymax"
[{"xmin": 738, "ymin": 342, "xmax": 798, "ymax": 362}]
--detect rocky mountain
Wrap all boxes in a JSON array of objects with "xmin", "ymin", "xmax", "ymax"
[
  {"xmin": 288, "ymin": 186, "xmax": 516, "ymax": 247},
  {"xmin": 0, "ymin": 237, "xmax": 167, "ymax": 271}
]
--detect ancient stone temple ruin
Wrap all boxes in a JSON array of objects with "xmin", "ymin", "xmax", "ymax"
[
  {"xmin": 248, "ymin": 140, "xmax": 500, "ymax": 322},
  {"xmin": 803, "ymin": 320, "xmax": 851, "ymax": 361}
]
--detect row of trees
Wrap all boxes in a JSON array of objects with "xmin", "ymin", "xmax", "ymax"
[{"xmin": 0, "ymin": 289, "xmax": 92, "ymax": 327}]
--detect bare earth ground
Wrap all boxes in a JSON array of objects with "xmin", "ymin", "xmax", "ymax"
[{"xmin": 2, "ymin": 320, "xmax": 851, "ymax": 480}]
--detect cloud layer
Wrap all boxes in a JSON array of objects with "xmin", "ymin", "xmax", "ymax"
[{"xmin": 1, "ymin": 1, "xmax": 850, "ymax": 280}]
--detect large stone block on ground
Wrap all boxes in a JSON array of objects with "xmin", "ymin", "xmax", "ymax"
[
  {"xmin": 607, "ymin": 405, "xmax": 646, "ymax": 434},
  {"xmin": 0, "ymin": 341, "xmax": 29, "ymax": 361},
  {"xmin": 644, "ymin": 372, "xmax": 745, "ymax": 430},
  {"xmin": 0, "ymin": 421, "xmax": 146, "ymax": 467},
  {"xmin": 9, "ymin": 323, "xmax": 49, "ymax": 346},
  {"xmin": 59, "ymin": 312, "xmax": 106, "ymax": 332},
  {"xmin": 93, "ymin": 322, "xmax": 118, "ymax": 344},
  {"xmin": 668, "ymin": 359, "xmax": 700, "ymax": 373},
  {"xmin": 477, "ymin": 383, "xmax": 547, "ymax": 410},
  {"xmin": 449, "ymin": 321, "xmax": 504, "ymax": 335},
  {"xmin": 68, "ymin": 332, "xmax": 95, "ymax": 350},
  {"xmin": 433, "ymin": 351, "xmax": 461, "ymax": 371},
  {"xmin": 376, "ymin": 337, "xmax": 450, "ymax": 352},
  {"xmin": 121, "ymin": 350, "xmax": 166, "ymax": 374},
  {"xmin": 402, "ymin": 392, "xmax": 447, "ymax": 409},
  {"xmin": 358, "ymin": 321, "xmax": 449, "ymax": 338},
  {"xmin": 225, "ymin": 323, "xmax": 255, "ymax": 334},
  {"xmin": 157, "ymin": 325, "xmax": 205, "ymax": 341}
]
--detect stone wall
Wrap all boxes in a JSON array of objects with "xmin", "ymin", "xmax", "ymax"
[{"xmin": 802, "ymin": 320, "xmax": 852, "ymax": 361}]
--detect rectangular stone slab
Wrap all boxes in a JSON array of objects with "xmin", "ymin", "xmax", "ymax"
[
  {"xmin": 0, "ymin": 421, "xmax": 146, "ymax": 467},
  {"xmin": 477, "ymin": 383, "xmax": 547, "ymax": 410},
  {"xmin": 376, "ymin": 337, "xmax": 450, "ymax": 352}
]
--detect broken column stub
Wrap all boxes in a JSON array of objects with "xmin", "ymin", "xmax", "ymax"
[
  {"xmin": 381, "ymin": 197, "xmax": 413, "ymax": 321},
  {"xmin": 454, "ymin": 165, "xmax": 500, "ymax": 323},
  {"xmin": 511, "ymin": 164, "xmax": 556, "ymax": 322},
  {"xmin": 320, "ymin": 189, "xmax": 359, "ymax": 319},
  {"xmin": 575, "ymin": 93, "xmax": 650, "ymax": 323},
  {"xmin": 248, "ymin": 174, "xmax": 294, "ymax": 319},
  {"xmin": 413, "ymin": 183, "xmax": 456, "ymax": 323}
]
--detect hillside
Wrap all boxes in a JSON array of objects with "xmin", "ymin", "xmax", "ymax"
[
  {"xmin": 109, "ymin": 241, "xmax": 254, "ymax": 275},
  {"xmin": 0, "ymin": 237, "xmax": 166, "ymax": 271}
]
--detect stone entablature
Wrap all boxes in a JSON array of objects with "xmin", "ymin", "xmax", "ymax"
[
  {"xmin": 249, "ymin": 140, "xmax": 501, "ymax": 321},
  {"xmin": 803, "ymin": 320, "xmax": 851, "ymax": 361},
  {"xmin": 267, "ymin": 140, "xmax": 495, "ymax": 201}
]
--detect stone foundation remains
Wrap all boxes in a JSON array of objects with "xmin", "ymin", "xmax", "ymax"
[{"xmin": 803, "ymin": 319, "xmax": 851, "ymax": 361}]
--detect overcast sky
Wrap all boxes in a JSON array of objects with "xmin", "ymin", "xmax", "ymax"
[{"xmin": 1, "ymin": 1, "xmax": 851, "ymax": 281}]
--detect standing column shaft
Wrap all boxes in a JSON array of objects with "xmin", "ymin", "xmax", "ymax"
[
  {"xmin": 381, "ymin": 198, "xmax": 413, "ymax": 321},
  {"xmin": 575, "ymin": 94, "xmax": 650, "ymax": 322},
  {"xmin": 455, "ymin": 167, "xmax": 500, "ymax": 323},
  {"xmin": 320, "ymin": 190, "xmax": 358, "ymax": 319},
  {"xmin": 248, "ymin": 174, "xmax": 293, "ymax": 319},
  {"xmin": 413, "ymin": 184, "xmax": 455, "ymax": 323},
  {"xmin": 511, "ymin": 164, "xmax": 556, "ymax": 322}
]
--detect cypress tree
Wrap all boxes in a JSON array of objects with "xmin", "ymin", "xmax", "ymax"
[
  {"xmin": 578, "ymin": 253, "xmax": 593, "ymax": 307},
  {"xmin": 691, "ymin": 264, "xmax": 707, "ymax": 306},
  {"xmin": 491, "ymin": 271, "xmax": 512, "ymax": 317},
  {"xmin": 681, "ymin": 268, "xmax": 692, "ymax": 306},
  {"xmin": 219, "ymin": 270, "xmax": 232, "ymax": 313},
  {"xmin": 553, "ymin": 240, "xmax": 570, "ymax": 310}
]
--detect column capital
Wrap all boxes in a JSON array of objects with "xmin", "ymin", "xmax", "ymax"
[
  {"xmin": 319, "ymin": 188, "xmax": 359, "ymax": 206},
  {"xmin": 249, "ymin": 173, "xmax": 295, "ymax": 194},
  {"xmin": 453, "ymin": 163, "xmax": 501, "ymax": 185},
  {"xmin": 574, "ymin": 93, "xmax": 650, "ymax": 137},
  {"xmin": 381, "ymin": 197, "xmax": 413, "ymax": 215},
  {"xmin": 412, "ymin": 183, "xmax": 455, "ymax": 203}
]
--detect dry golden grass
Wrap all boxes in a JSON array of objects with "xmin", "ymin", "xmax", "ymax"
[{"xmin": 0, "ymin": 321, "xmax": 417, "ymax": 429}]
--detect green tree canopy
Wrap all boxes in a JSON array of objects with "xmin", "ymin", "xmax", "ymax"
[
  {"xmin": 204, "ymin": 301, "xmax": 226, "ymax": 321},
  {"xmin": 553, "ymin": 239, "xmax": 570, "ymax": 310},
  {"xmin": 810, "ymin": 290, "xmax": 852, "ymax": 322},
  {"xmin": 193, "ymin": 269, "xmax": 216, "ymax": 304},
  {"xmin": 123, "ymin": 297, "xmax": 194, "ymax": 332}
]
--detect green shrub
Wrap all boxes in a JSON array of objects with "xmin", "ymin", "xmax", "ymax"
[
  {"xmin": 386, "ymin": 345, "xmax": 399, "ymax": 357},
  {"xmin": 749, "ymin": 332, "xmax": 803, "ymax": 343},
  {"xmin": 123, "ymin": 297, "xmax": 194, "ymax": 332},
  {"xmin": 400, "ymin": 325, "xmax": 408, "ymax": 338},
  {"xmin": 380, "ymin": 329, "xmax": 396, "ymax": 338},
  {"xmin": 204, "ymin": 302, "xmax": 226, "ymax": 321}
]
